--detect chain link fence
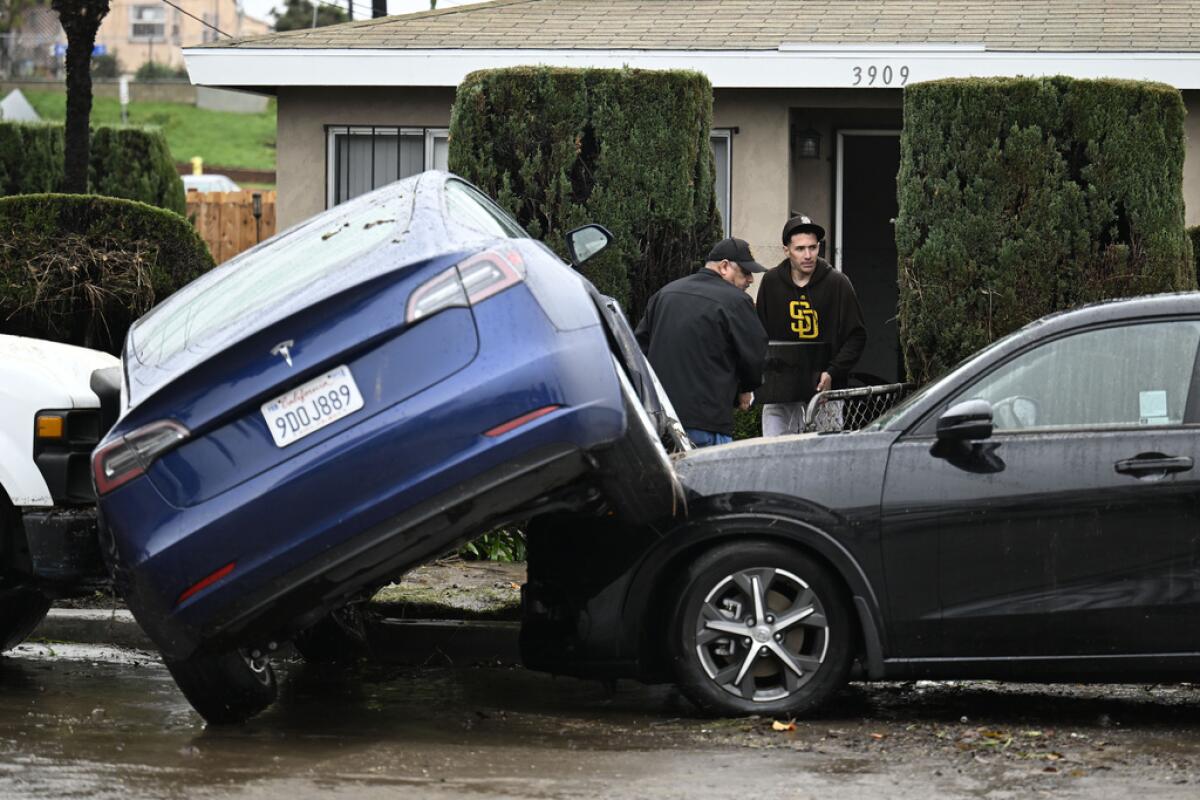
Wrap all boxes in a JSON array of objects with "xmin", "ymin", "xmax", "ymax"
[
  {"xmin": 0, "ymin": 33, "xmax": 60, "ymax": 80},
  {"xmin": 803, "ymin": 382, "xmax": 916, "ymax": 433}
]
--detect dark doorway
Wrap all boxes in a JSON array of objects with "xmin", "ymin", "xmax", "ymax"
[{"xmin": 836, "ymin": 131, "xmax": 901, "ymax": 384}]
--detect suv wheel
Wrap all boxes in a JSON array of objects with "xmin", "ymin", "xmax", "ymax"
[
  {"xmin": 164, "ymin": 648, "xmax": 278, "ymax": 724},
  {"xmin": 668, "ymin": 541, "xmax": 853, "ymax": 717}
]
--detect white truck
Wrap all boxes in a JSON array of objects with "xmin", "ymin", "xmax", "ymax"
[{"xmin": 1, "ymin": 334, "xmax": 121, "ymax": 651}]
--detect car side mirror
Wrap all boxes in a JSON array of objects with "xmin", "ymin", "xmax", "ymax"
[
  {"xmin": 937, "ymin": 399, "xmax": 994, "ymax": 442},
  {"xmin": 566, "ymin": 224, "xmax": 613, "ymax": 267}
]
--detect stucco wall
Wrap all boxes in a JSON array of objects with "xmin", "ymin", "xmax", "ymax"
[
  {"xmin": 276, "ymin": 84, "xmax": 1200, "ymax": 240},
  {"xmin": 711, "ymin": 90, "xmax": 789, "ymax": 274},
  {"xmin": 275, "ymin": 86, "xmax": 455, "ymax": 229}
]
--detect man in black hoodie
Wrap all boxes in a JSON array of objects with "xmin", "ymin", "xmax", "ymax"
[
  {"xmin": 635, "ymin": 238, "xmax": 768, "ymax": 447},
  {"xmin": 756, "ymin": 215, "xmax": 866, "ymax": 435}
]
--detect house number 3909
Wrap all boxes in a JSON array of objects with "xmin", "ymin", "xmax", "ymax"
[{"xmin": 852, "ymin": 65, "xmax": 910, "ymax": 86}]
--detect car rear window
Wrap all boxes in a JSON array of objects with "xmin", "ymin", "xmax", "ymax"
[
  {"xmin": 444, "ymin": 179, "xmax": 528, "ymax": 239},
  {"xmin": 131, "ymin": 187, "xmax": 411, "ymax": 368}
]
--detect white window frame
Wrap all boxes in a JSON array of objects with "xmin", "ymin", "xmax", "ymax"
[
  {"xmin": 129, "ymin": 5, "xmax": 166, "ymax": 42},
  {"xmin": 325, "ymin": 126, "xmax": 450, "ymax": 208},
  {"xmin": 427, "ymin": 128, "xmax": 450, "ymax": 171},
  {"xmin": 711, "ymin": 129, "xmax": 733, "ymax": 238}
]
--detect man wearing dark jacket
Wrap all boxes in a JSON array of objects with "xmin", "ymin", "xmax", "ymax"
[
  {"xmin": 756, "ymin": 214, "xmax": 866, "ymax": 435},
  {"xmin": 635, "ymin": 238, "xmax": 769, "ymax": 447}
]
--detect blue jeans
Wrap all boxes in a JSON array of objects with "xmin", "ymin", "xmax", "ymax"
[{"xmin": 686, "ymin": 428, "xmax": 732, "ymax": 448}]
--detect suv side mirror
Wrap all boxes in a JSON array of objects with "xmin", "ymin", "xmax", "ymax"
[
  {"xmin": 566, "ymin": 224, "xmax": 612, "ymax": 267},
  {"xmin": 937, "ymin": 399, "xmax": 994, "ymax": 442}
]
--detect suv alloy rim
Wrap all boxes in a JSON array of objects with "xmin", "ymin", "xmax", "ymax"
[{"xmin": 693, "ymin": 567, "xmax": 829, "ymax": 702}]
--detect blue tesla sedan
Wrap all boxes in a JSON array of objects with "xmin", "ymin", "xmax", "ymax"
[{"xmin": 92, "ymin": 171, "xmax": 683, "ymax": 723}]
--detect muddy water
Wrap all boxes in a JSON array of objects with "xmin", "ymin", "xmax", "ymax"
[{"xmin": 3, "ymin": 644, "xmax": 1200, "ymax": 799}]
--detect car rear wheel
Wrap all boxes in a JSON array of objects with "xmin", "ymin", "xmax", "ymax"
[
  {"xmin": 594, "ymin": 359, "xmax": 684, "ymax": 524},
  {"xmin": 292, "ymin": 604, "xmax": 371, "ymax": 663},
  {"xmin": 667, "ymin": 541, "xmax": 853, "ymax": 717},
  {"xmin": 164, "ymin": 648, "xmax": 278, "ymax": 725}
]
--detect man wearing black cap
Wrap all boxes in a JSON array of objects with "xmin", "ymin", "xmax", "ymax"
[
  {"xmin": 634, "ymin": 238, "xmax": 769, "ymax": 447},
  {"xmin": 756, "ymin": 214, "xmax": 866, "ymax": 435}
]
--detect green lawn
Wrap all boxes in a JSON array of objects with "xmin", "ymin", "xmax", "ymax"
[{"xmin": 23, "ymin": 90, "xmax": 277, "ymax": 173}]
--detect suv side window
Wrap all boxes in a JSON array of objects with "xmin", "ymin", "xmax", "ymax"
[
  {"xmin": 444, "ymin": 179, "xmax": 528, "ymax": 239},
  {"xmin": 955, "ymin": 320, "xmax": 1200, "ymax": 431}
]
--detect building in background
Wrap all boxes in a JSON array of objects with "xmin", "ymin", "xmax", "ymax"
[{"xmin": 96, "ymin": 0, "xmax": 270, "ymax": 73}]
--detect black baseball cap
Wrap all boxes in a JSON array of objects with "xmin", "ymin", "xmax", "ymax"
[
  {"xmin": 782, "ymin": 214, "xmax": 826, "ymax": 243},
  {"xmin": 707, "ymin": 237, "xmax": 766, "ymax": 273}
]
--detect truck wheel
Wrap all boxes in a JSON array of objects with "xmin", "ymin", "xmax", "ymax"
[
  {"xmin": 594, "ymin": 359, "xmax": 684, "ymax": 524},
  {"xmin": 0, "ymin": 586, "xmax": 51, "ymax": 653},
  {"xmin": 0, "ymin": 497, "xmax": 51, "ymax": 653},
  {"xmin": 667, "ymin": 540, "xmax": 853, "ymax": 718},
  {"xmin": 164, "ymin": 648, "xmax": 278, "ymax": 725}
]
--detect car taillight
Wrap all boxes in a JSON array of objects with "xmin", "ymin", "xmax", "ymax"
[
  {"xmin": 405, "ymin": 247, "xmax": 525, "ymax": 323},
  {"xmin": 92, "ymin": 420, "xmax": 190, "ymax": 496}
]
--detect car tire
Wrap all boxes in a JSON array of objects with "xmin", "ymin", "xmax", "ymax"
[
  {"xmin": 667, "ymin": 540, "xmax": 854, "ymax": 718},
  {"xmin": 0, "ymin": 585, "xmax": 51, "ymax": 653},
  {"xmin": 164, "ymin": 648, "xmax": 278, "ymax": 725},
  {"xmin": 594, "ymin": 360, "xmax": 684, "ymax": 524},
  {"xmin": 0, "ymin": 497, "xmax": 51, "ymax": 653},
  {"xmin": 292, "ymin": 604, "xmax": 371, "ymax": 663}
]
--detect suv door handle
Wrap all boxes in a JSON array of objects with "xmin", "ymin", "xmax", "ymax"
[{"xmin": 1114, "ymin": 455, "xmax": 1194, "ymax": 476}]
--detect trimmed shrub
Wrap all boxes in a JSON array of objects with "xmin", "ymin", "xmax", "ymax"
[
  {"xmin": 0, "ymin": 122, "xmax": 63, "ymax": 196},
  {"xmin": 0, "ymin": 194, "xmax": 214, "ymax": 354},
  {"xmin": 1190, "ymin": 225, "xmax": 1200, "ymax": 287},
  {"xmin": 896, "ymin": 77, "xmax": 1195, "ymax": 384},
  {"xmin": 449, "ymin": 66, "xmax": 722, "ymax": 320},
  {"xmin": 90, "ymin": 126, "xmax": 186, "ymax": 215},
  {"xmin": 0, "ymin": 121, "xmax": 185, "ymax": 214}
]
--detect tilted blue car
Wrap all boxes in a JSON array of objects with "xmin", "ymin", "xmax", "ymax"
[{"xmin": 92, "ymin": 171, "xmax": 683, "ymax": 723}]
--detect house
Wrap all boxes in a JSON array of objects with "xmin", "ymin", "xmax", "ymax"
[
  {"xmin": 97, "ymin": 0, "xmax": 270, "ymax": 73},
  {"xmin": 184, "ymin": 0, "xmax": 1200, "ymax": 382}
]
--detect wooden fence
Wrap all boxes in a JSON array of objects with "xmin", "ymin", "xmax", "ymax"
[{"xmin": 186, "ymin": 190, "xmax": 277, "ymax": 264}]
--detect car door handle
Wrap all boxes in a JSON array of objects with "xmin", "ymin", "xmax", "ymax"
[{"xmin": 1114, "ymin": 455, "xmax": 1194, "ymax": 476}]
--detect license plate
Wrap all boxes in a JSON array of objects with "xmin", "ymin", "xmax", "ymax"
[{"xmin": 261, "ymin": 365, "xmax": 364, "ymax": 448}]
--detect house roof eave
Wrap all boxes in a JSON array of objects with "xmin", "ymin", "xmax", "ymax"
[{"xmin": 183, "ymin": 46, "xmax": 1200, "ymax": 92}]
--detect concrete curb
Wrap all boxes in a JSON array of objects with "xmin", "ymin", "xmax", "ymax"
[
  {"xmin": 34, "ymin": 609, "xmax": 155, "ymax": 651},
  {"xmin": 32, "ymin": 609, "xmax": 522, "ymax": 665}
]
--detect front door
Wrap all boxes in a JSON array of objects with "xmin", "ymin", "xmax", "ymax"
[
  {"xmin": 836, "ymin": 131, "xmax": 901, "ymax": 383},
  {"xmin": 883, "ymin": 317, "xmax": 1200, "ymax": 658}
]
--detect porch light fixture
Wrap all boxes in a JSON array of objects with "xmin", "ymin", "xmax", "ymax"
[{"xmin": 793, "ymin": 126, "xmax": 821, "ymax": 160}]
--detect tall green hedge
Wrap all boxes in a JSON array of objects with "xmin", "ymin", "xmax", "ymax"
[
  {"xmin": 0, "ymin": 121, "xmax": 185, "ymax": 215},
  {"xmin": 1190, "ymin": 225, "xmax": 1200, "ymax": 287},
  {"xmin": 0, "ymin": 122, "xmax": 64, "ymax": 196},
  {"xmin": 896, "ymin": 77, "xmax": 1195, "ymax": 384},
  {"xmin": 0, "ymin": 194, "xmax": 214, "ymax": 354},
  {"xmin": 449, "ymin": 67, "xmax": 722, "ymax": 320}
]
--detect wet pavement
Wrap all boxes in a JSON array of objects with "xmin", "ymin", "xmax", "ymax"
[{"xmin": 3, "ymin": 642, "xmax": 1200, "ymax": 799}]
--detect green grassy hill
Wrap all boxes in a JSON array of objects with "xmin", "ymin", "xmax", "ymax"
[{"xmin": 23, "ymin": 90, "xmax": 276, "ymax": 173}]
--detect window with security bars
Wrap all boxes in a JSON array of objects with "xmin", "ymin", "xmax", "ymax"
[{"xmin": 326, "ymin": 126, "xmax": 450, "ymax": 208}]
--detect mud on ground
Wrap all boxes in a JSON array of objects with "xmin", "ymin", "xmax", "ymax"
[{"xmin": 58, "ymin": 558, "xmax": 525, "ymax": 619}]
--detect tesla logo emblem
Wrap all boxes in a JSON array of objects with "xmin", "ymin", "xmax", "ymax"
[
  {"xmin": 789, "ymin": 299, "xmax": 819, "ymax": 339},
  {"xmin": 270, "ymin": 340, "xmax": 294, "ymax": 367}
]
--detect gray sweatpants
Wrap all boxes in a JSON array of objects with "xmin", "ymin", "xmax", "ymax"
[{"xmin": 762, "ymin": 400, "xmax": 844, "ymax": 436}]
